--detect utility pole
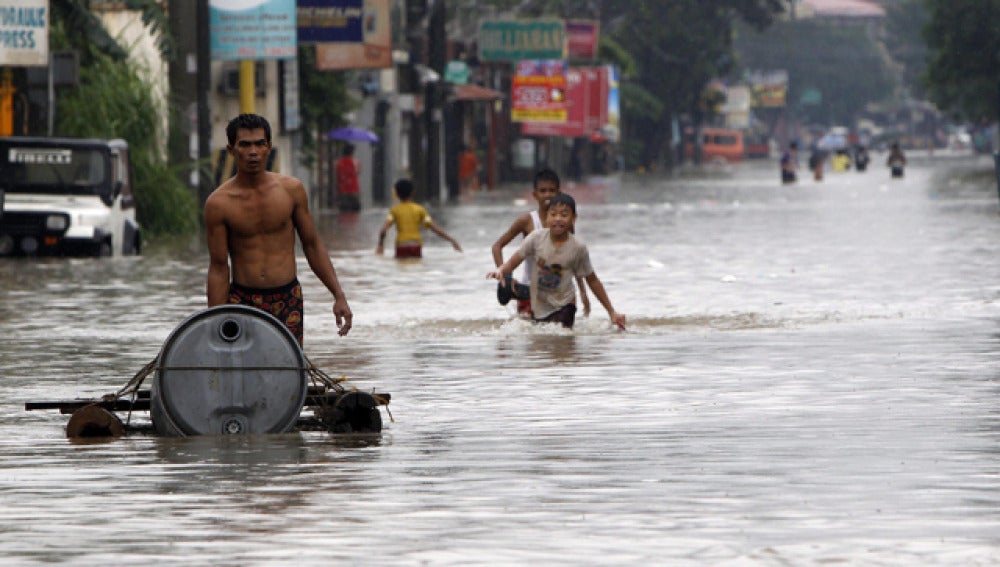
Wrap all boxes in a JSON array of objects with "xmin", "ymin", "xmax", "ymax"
[
  {"xmin": 196, "ymin": 0, "xmax": 213, "ymax": 207},
  {"xmin": 426, "ymin": 0, "xmax": 447, "ymax": 202},
  {"xmin": 167, "ymin": 0, "xmax": 214, "ymax": 207},
  {"xmin": 405, "ymin": 0, "xmax": 428, "ymax": 201}
]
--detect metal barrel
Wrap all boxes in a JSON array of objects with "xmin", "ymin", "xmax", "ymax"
[{"xmin": 150, "ymin": 305, "xmax": 308, "ymax": 436}]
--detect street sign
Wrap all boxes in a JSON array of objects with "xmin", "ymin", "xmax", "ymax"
[{"xmin": 478, "ymin": 19, "xmax": 565, "ymax": 62}]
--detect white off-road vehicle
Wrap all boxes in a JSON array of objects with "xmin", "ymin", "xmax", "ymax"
[{"xmin": 0, "ymin": 137, "xmax": 140, "ymax": 257}]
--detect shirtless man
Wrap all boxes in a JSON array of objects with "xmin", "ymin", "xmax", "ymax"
[{"xmin": 205, "ymin": 114, "xmax": 352, "ymax": 344}]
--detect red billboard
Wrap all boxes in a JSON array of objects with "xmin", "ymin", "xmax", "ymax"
[{"xmin": 522, "ymin": 66, "xmax": 608, "ymax": 138}]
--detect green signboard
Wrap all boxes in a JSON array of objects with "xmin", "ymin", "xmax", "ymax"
[{"xmin": 478, "ymin": 19, "xmax": 566, "ymax": 61}]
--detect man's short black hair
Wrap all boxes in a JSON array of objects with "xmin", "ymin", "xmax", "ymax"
[
  {"xmin": 226, "ymin": 114, "xmax": 272, "ymax": 146},
  {"xmin": 343, "ymin": 143, "xmax": 355, "ymax": 156},
  {"xmin": 548, "ymin": 192, "xmax": 576, "ymax": 215},
  {"xmin": 394, "ymin": 178, "xmax": 414, "ymax": 200},
  {"xmin": 534, "ymin": 168, "xmax": 561, "ymax": 190}
]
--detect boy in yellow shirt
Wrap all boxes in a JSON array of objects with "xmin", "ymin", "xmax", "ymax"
[{"xmin": 376, "ymin": 179, "xmax": 462, "ymax": 258}]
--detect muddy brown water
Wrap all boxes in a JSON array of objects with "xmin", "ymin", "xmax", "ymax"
[{"xmin": 2, "ymin": 155, "xmax": 999, "ymax": 564}]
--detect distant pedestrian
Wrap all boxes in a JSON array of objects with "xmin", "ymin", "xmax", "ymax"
[
  {"xmin": 854, "ymin": 145, "xmax": 870, "ymax": 172},
  {"xmin": 831, "ymin": 149, "xmax": 851, "ymax": 172},
  {"xmin": 808, "ymin": 147, "xmax": 825, "ymax": 181},
  {"xmin": 335, "ymin": 144, "xmax": 361, "ymax": 212},
  {"xmin": 458, "ymin": 144, "xmax": 480, "ymax": 192},
  {"xmin": 780, "ymin": 142, "xmax": 798, "ymax": 184},
  {"xmin": 887, "ymin": 143, "xmax": 906, "ymax": 178},
  {"xmin": 376, "ymin": 179, "xmax": 462, "ymax": 259}
]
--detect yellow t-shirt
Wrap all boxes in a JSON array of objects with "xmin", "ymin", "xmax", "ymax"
[{"xmin": 387, "ymin": 201, "xmax": 433, "ymax": 244}]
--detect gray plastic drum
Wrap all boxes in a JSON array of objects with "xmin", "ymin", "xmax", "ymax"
[{"xmin": 150, "ymin": 305, "xmax": 308, "ymax": 436}]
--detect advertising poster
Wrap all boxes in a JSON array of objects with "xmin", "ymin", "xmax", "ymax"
[
  {"xmin": 748, "ymin": 69, "xmax": 788, "ymax": 108},
  {"xmin": 303, "ymin": 0, "xmax": 391, "ymax": 70},
  {"xmin": 0, "ymin": 0, "xmax": 48, "ymax": 66},
  {"xmin": 511, "ymin": 59, "xmax": 568, "ymax": 124},
  {"xmin": 210, "ymin": 0, "xmax": 297, "ymax": 61},
  {"xmin": 521, "ymin": 67, "xmax": 587, "ymax": 136},
  {"xmin": 606, "ymin": 65, "xmax": 620, "ymax": 142}
]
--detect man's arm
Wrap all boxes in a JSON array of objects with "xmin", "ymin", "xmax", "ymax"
[
  {"xmin": 289, "ymin": 178, "xmax": 353, "ymax": 336},
  {"xmin": 491, "ymin": 213, "xmax": 529, "ymax": 267},
  {"xmin": 204, "ymin": 194, "xmax": 231, "ymax": 306}
]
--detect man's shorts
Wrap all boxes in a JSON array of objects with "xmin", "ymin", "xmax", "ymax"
[
  {"xmin": 535, "ymin": 303, "xmax": 577, "ymax": 329},
  {"xmin": 228, "ymin": 279, "xmax": 304, "ymax": 345}
]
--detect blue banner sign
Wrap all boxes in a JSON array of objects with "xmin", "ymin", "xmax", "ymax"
[{"xmin": 210, "ymin": 0, "xmax": 297, "ymax": 61}]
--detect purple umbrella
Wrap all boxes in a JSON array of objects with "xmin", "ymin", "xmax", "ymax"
[{"xmin": 328, "ymin": 126, "xmax": 379, "ymax": 143}]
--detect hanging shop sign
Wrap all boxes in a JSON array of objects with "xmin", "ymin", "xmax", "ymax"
[
  {"xmin": 300, "ymin": 0, "xmax": 392, "ymax": 70},
  {"xmin": 0, "ymin": 0, "xmax": 48, "ymax": 66},
  {"xmin": 478, "ymin": 19, "xmax": 565, "ymax": 62}
]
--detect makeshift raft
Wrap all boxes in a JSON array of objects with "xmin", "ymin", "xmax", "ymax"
[{"xmin": 25, "ymin": 305, "xmax": 390, "ymax": 439}]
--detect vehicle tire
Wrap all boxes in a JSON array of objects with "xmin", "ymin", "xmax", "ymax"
[
  {"xmin": 95, "ymin": 240, "xmax": 112, "ymax": 258},
  {"xmin": 125, "ymin": 234, "xmax": 141, "ymax": 256}
]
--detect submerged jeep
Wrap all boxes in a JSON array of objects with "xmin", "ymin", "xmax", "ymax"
[{"xmin": 0, "ymin": 136, "xmax": 141, "ymax": 257}]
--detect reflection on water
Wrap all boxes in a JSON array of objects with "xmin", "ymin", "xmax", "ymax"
[{"xmin": 2, "ymin": 157, "xmax": 1000, "ymax": 564}]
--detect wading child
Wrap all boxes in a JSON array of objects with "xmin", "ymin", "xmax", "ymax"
[
  {"xmin": 376, "ymin": 178, "xmax": 462, "ymax": 258},
  {"xmin": 887, "ymin": 142, "xmax": 907, "ymax": 178},
  {"xmin": 487, "ymin": 193, "xmax": 625, "ymax": 330},
  {"xmin": 490, "ymin": 168, "xmax": 589, "ymax": 316}
]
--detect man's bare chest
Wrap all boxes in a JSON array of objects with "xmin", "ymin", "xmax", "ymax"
[{"xmin": 226, "ymin": 193, "xmax": 293, "ymax": 236}]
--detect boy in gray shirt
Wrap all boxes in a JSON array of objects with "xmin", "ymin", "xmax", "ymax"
[{"xmin": 487, "ymin": 193, "xmax": 626, "ymax": 329}]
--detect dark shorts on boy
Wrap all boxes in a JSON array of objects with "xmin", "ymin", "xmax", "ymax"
[
  {"xmin": 228, "ymin": 278, "xmax": 304, "ymax": 345},
  {"xmin": 534, "ymin": 303, "xmax": 577, "ymax": 329},
  {"xmin": 396, "ymin": 240, "xmax": 422, "ymax": 258}
]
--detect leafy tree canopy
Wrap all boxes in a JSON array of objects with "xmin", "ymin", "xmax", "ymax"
[{"xmin": 923, "ymin": 0, "xmax": 1000, "ymax": 121}]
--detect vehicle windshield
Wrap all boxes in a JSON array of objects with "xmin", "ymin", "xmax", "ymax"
[{"xmin": 0, "ymin": 145, "xmax": 111, "ymax": 197}]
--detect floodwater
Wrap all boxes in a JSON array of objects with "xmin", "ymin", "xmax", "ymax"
[{"xmin": 2, "ymin": 153, "xmax": 999, "ymax": 565}]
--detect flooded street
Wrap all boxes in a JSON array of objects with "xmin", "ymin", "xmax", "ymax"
[{"xmin": 2, "ymin": 155, "xmax": 1000, "ymax": 565}]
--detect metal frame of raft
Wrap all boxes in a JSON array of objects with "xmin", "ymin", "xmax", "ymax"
[
  {"xmin": 23, "ymin": 305, "xmax": 392, "ymax": 439},
  {"xmin": 24, "ymin": 361, "xmax": 391, "ymax": 439}
]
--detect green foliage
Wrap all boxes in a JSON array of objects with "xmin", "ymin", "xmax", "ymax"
[
  {"xmin": 50, "ymin": 0, "xmax": 128, "ymax": 63},
  {"xmin": 53, "ymin": 47, "xmax": 198, "ymax": 237},
  {"xmin": 883, "ymin": 0, "xmax": 928, "ymax": 100},
  {"xmin": 923, "ymin": 0, "xmax": 1000, "ymax": 121},
  {"xmin": 735, "ymin": 18, "xmax": 896, "ymax": 125},
  {"xmin": 296, "ymin": 44, "xmax": 356, "ymax": 167},
  {"xmin": 607, "ymin": 0, "xmax": 785, "ymax": 165}
]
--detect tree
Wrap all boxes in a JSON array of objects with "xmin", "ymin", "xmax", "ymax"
[
  {"xmin": 883, "ymin": 0, "xmax": 929, "ymax": 101},
  {"xmin": 605, "ymin": 0, "xmax": 785, "ymax": 167},
  {"xmin": 923, "ymin": 0, "xmax": 1000, "ymax": 121},
  {"xmin": 735, "ymin": 18, "xmax": 896, "ymax": 127},
  {"xmin": 296, "ymin": 44, "xmax": 355, "ymax": 168},
  {"xmin": 49, "ymin": 1, "xmax": 197, "ymax": 238}
]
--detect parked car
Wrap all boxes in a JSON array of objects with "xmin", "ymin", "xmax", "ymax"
[{"xmin": 0, "ymin": 137, "xmax": 140, "ymax": 257}]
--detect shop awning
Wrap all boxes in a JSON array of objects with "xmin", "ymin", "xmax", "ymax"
[{"xmin": 452, "ymin": 84, "xmax": 505, "ymax": 101}]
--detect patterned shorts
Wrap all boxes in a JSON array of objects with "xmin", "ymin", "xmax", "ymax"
[{"xmin": 228, "ymin": 278, "xmax": 304, "ymax": 345}]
